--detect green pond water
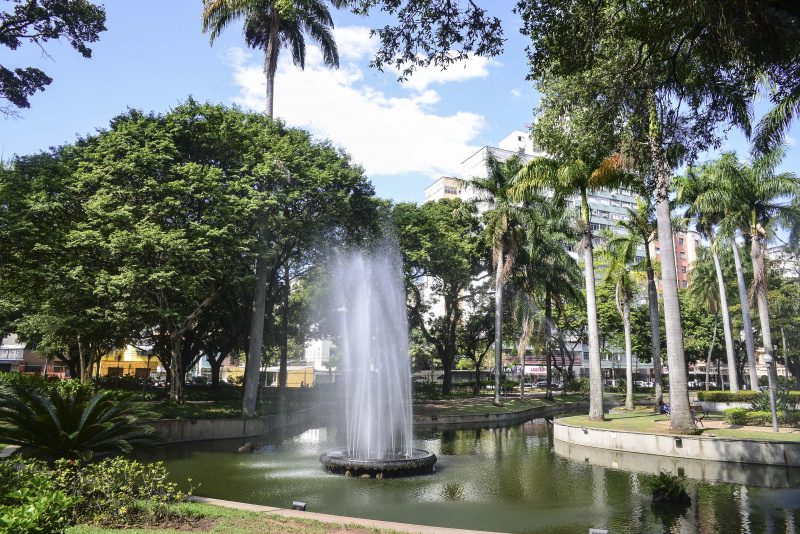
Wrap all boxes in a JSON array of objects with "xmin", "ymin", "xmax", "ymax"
[{"xmin": 160, "ymin": 419, "xmax": 800, "ymax": 533}]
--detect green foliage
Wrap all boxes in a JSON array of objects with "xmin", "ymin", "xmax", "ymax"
[
  {"xmin": 723, "ymin": 408, "xmax": 749, "ymax": 425},
  {"xmin": 0, "ymin": 458, "xmax": 188, "ymax": 530},
  {"xmin": 724, "ymin": 408, "xmax": 798, "ymax": 427},
  {"xmin": 0, "ymin": 460, "xmax": 73, "ymax": 533},
  {"xmin": 0, "ymin": 385, "xmax": 158, "ymax": 460},
  {"xmin": 751, "ymin": 389, "xmax": 797, "ymax": 412},
  {"xmin": 699, "ymin": 390, "xmax": 800, "ymax": 403},
  {"xmin": 646, "ymin": 472, "xmax": 690, "ymax": 505},
  {"xmin": 0, "ymin": 0, "xmax": 107, "ymax": 114}
]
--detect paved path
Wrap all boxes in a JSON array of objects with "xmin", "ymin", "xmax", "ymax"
[
  {"xmin": 189, "ymin": 496, "xmax": 504, "ymax": 534},
  {"xmin": 0, "ymin": 445, "xmax": 19, "ymax": 459}
]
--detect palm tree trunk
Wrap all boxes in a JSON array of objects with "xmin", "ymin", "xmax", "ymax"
[
  {"xmin": 581, "ymin": 189, "xmax": 604, "ymax": 420},
  {"xmin": 493, "ymin": 247, "xmax": 504, "ymax": 406},
  {"xmin": 545, "ymin": 290, "xmax": 553, "ymax": 401},
  {"xmin": 712, "ymin": 245, "xmax": 739, "ymax": 392},
  {"xmin": 751, "ymin": 232, "xmax": 778, "ymax": 394},
  {"xmin": 623, "ymin": 296, "xmax": 633, "ymax": 411},
  {"xmin": 706, "ymin": 315, "xmax": 717, "ymax": 391},
  {"xmin": 731, "ymin": 238, "xmax": 758, "ymax": 389},
  {"xmin": 243, "ymin": 20, "xmax": 280, "ymax": 416},
  {"xmin": 645, "ymin": 248, "xmax": 663, "ymax": 409},
  {"xmin": 649, "ymin": 103, "xmax": 693, "ymax": 431}
]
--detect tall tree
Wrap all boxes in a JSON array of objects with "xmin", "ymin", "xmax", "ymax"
[
  {"xmin": 466, "ymin": 154, "xmax": 529, "ymax": 406},
  {"xmin": 519, "ymin": 0, "xmax": 757, "ymax": 432},
  {"xmin": 394, "ymin": 198, "xmax": 486, "ymax": 395},
  {"xmin": 511, "ymin": 102, "xmax": 630, "ymax": 420},
  {"xmin": 687, "ymin": 248, "xmax": 723, "ymax": 390},
  {"xmin": 616, "ymin": 198, "xmax": 663, "ymax": 408},
  {"xmin": 0, "ymin": 0, "xmax": 106, "ymax": 116},
  {"xmin": 203, "ymin": 0, "xmax": 345, "ymax": 413},
  {"xmin": 697, "ymin": 149, "xmax": 800, "ymax": 397},
  {"xmin": 676, "ymin": 170, "xmax": 741, "ymax": 391}
]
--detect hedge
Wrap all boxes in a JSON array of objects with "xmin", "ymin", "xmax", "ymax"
[
  {"xmin": 697, "ymin": 390, "xmax": 800, "ymax": 403},
  {"xmin": 723, "ymin": 408, "xmax": 798, "ymax": 426}
]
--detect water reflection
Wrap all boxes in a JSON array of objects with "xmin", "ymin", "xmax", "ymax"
[{"xmin": 158, "ymin": 420, "xmax": 800, "ymax": 534}]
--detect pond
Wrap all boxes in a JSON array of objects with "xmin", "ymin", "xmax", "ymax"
[{"xmin": 159, "ymin": 419, "xmax": 800, "ymax": 533}]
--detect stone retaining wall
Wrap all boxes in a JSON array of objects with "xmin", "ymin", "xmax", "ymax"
[
  {"xmin": 152, "ymin": 407, "xmax": 317, "ymax": 443},
  {"xmin": 413, "ymin": 401, "xmax": 604, "ymax": 428},
  {"xmin": 697, "ymin": 401, "xmax": 751, "ymax": 412},
  {"xmin": 554, "ymin": 420, "xmax": 800, "ymax": 467}
]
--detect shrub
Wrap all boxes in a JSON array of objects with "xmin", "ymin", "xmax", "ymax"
[
  {"xmin": 751, "ymin": 389, "xmax": 797, "ymax": 412},
  {"xmin": 697, "ymin": 390, "xmax": 800, "ymax": 403},
  {"xmin": 647, "ymin": 472, "xmax": 690, "ymax": 505},
  {"xmin": 0, "ymin": 385, "xmax": 160, "ymax": 460},
  {"xmin": 723, "ymin": 408, "xmax": 749, "ymax": 425},
  {"xmin": 0, "ymin": 460, "xmax": 74, "ymax": 534},
  {"xmin": 1, "ymin": 458, "xmax": 190, "ymax": 530}
]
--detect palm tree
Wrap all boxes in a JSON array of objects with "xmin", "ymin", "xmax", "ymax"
[
  {"xmin": 616, "ymin": 197, "xmax": 663, "ymax": 408},
  {"xmin": 203, "ymin": 0, "xmax": 342, "ymax": 117},
  {"xmin": 688, "ymin": 248, "xmax": 722, "ymax": 390},
  {"xmin": 467, "ymin": 154, "xmax": 529, "ymax": 405},
  {"xmin": 203, "ymin": 0, "xmax": 342, "ymax": 416},
  {"xmin": 600, "ymin": 229, "xmax": 641, "ymax": 411},
  {"xmin": 0, "ymin": 386, "xmax": 158, "ymax": 461},
  {"xmin": 512, "ymin": 154, "xmax": 630, "ymax": 420},
  {"xmin": 676, "ymin": 170, "xmax": 741, "ymax": 391},
  {"xmin": 515, "ymin": 200, "xmax": 582, "ymax": 400},
  {"xmin": 698, "ymin": 149, "xmax": 800, "ymax": 396}
]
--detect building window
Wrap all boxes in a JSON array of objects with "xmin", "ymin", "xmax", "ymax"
[
  {"xmin": 680, "ymin": 251, "xmax": 686, "ymax": 259},
  {"xmin": 679, "ymin": 238, "xmax": 684, "ymax": 245},
  {"xmin": 682, "ymin": 280, "xmax": 688, "ymax": 288},
  {"xmin": 444, "ymin": 186, "xmax": 458, "ymax": 195},
  {"xmin": 655, "ymin": 247, "xmax": 660, "ymax": 255},
  {"xmin": 681, "ymin": 266, "xmax": 687, "ymax": 273}
]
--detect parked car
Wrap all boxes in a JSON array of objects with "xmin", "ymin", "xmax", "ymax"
[{"xmin": 535, "ymin": 380, "xmax": 549, "ymax": 388}]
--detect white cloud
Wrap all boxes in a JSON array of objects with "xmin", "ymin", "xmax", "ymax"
[
  {"xmin": 510, "ymin": 89, "xmax": 522, "ymax": 99},
  {"xmin": 224, "ymin": 27, "xmax": 489, "ymax": 178},
  {"xmin": 786, "ymin": 135, "xmax": 797, "ymax": 147},
  {"xmin": 397, "ymin": 54, "xmax": 495, "ymax": 91}
]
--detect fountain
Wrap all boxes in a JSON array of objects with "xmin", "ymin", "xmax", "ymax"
[{"xmin": 319, "ymin": 246, "xmax": 436, "ymax": 478}]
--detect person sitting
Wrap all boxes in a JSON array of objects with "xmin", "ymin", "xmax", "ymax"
[{"xmin": 658, "ymin": 400, "xmax": 671, "ymax": 415}]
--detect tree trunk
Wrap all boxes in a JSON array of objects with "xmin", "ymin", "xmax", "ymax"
[
  {"xmin": 77, "ymin": 335, "xmax": 87, "ymax": 382},
  {"xmin": 169, "ymin": 334, "xmax": 184, "ymax": 403},
  {"xmin": 442, "ymin": 361, "xmax": 453, "ymax": 396},
  {"xmin": 581, "ymin": 189, "xmax": 604, "ymax": 420},
  {"xmin": 622, "ymin": 296, "xmax": 634, "ymax": 411},
  {"xmin": 706, "ymin": 315, "xmax": 717, "ymax": 391},
  {"xmin": 712, "ymin": 245, "xmax": 739, "ymax": 392},
  {"xmin": 751, "ymin": 232, "xmax": 778, "ymax": 393},
  {"xmin": 782, "ymin": 327, "xmax": 790, "ymax": 381},
  {"xmin": 545, "ymin": 290, "xmax": 553, "ymax": 401},
  {"xmin": 263, "ymin": 17, "xmax": 279, "ymax": 117},
  {"xmin": 649, "ymin": 105, "xmax": 693, "ymax": 431},
  {"xmin": 279, "ymin": 264, "xmax": 289, "ymax": 390},
  {"xmin": 474, "ymin": 364, "xmax": 481, "ymax": 396},
  {"xmin": 493, "ymin": 247, "xmax": 504, "ymax": 406},
  {"xmin": 731, "ymin": 239, "xmax": 757, "ymax": 389},
  {"xmin": 210, "ymin": 357, "xmax": 222, "ymax": 388},
  {"xmin": 243, "ymin": 249, "xmax": 269, "ymax": 417},
  {"xmin": 645, "ymin": 248, "xmax": 663, "ymax": 410}
]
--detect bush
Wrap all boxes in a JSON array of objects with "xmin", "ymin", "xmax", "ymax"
[
  {"xmin": 647, "ymin": 472, "xmax": 690, "ymax": 505},
  {"xmin": 697, "ymin": 390, "xmax": 800, "ymax": 403},
  {"xmin": 0, "ymin": 372, "xmax": 94, "ymax": 398},
  {"xmin": 0, "ymin": 460, "xmax": 74, "ymax": 533},
  {"xmin": 751, "ymin": 389, "xmax": 797, "ymax": 412},
  {"xmin": 723, "ymin": 408, "xmax": 749, "ymax": 425},
  {"xmin": 0, "ymin": 458, "xmax": 190, "ymax": 530}
]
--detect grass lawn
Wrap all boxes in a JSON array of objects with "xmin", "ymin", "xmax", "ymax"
[
  {"xmin": 144, "ymin": 400, "xmax": 243, "ymax": 420},
  {"xmin": 67, "ymin": 502, "xmax": 403, "ymax": 534},
  {"xmin": 559, "ymin": 410, "xmax": 800, "ymax": 442}
]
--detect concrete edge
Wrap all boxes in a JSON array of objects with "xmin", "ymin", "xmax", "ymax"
[
  {"xmin": 553, "ymin": 419, "xmax": 800, "ymax": 467},
  {"xmin": 0, "ymin": 445, "xmax": 20, "ymax": 459},
  {"xmin": 187, "ymin": 495, "xmax": 505, "ymax": 534}
]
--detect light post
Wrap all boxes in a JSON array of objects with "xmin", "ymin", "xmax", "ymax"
[{"xmin": 763, "ymin": 354, "xmax": 779, "ymax": 433}]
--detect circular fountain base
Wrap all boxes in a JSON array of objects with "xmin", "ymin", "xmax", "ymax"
[{"xmin": 320, "ymin": 448, "xmax": 437, "ymax": 478}]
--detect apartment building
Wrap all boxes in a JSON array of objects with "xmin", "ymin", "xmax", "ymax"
[{"xmin": 648, "ymin": 230, "xmax": 702, "ymax": 289}]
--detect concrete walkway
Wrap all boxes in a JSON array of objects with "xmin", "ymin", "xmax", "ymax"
[
  {"xmin": 0, "ymin": 445, "xmax": 19, "ymax": 459},
  {"xmin": 189, "ymin": 496, "xmax": 504, "ymax": 534}
]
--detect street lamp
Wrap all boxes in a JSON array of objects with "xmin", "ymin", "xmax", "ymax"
[{"xmin": 763, "ymin": 354, "xmax": 779, "ymax": 433}]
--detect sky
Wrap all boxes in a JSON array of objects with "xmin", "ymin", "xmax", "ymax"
[{"xmin": 2, "ymin": 1, "xmax": 798, "ymax": 204}]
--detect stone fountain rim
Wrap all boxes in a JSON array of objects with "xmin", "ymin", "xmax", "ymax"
[{"xmin": 320, "ymin": 447, "xmax": 437, "ymax": 475}]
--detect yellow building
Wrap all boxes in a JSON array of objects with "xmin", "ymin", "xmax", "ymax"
[
  {"xmin": 264, "ymin": 365, "xmax": 315, "ymax": 387},
  {"xmin": 99, "ymin": 346, "xmax": 159, "ymax": 378}
]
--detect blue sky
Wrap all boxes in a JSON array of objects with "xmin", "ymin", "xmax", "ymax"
[{"xmin": 2, "ymin": 1, "xmax": 797, "ymax": 203}]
